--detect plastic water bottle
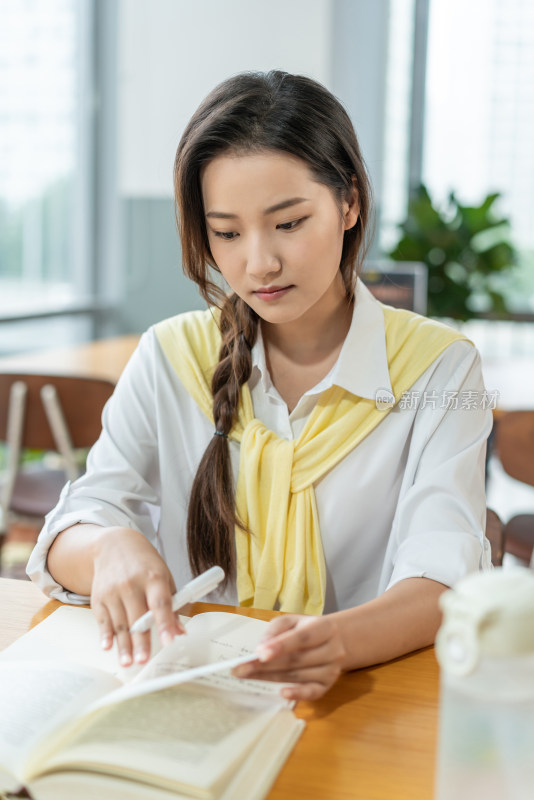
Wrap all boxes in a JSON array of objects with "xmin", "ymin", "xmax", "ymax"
[{"xmin": 435, "ymin": 568, "xmax": 534, "ymax": 800}]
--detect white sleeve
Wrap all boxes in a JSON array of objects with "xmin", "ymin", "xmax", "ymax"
[
  {"xmin": 26, "ymin": 330, "xmax": 162, "ymax": 604},
  {"xmin": 384, "ymin": 341, "xmax": 493, "ymax": 591}
]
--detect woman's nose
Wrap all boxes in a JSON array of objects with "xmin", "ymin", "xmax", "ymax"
[{"xmin": 245, "ymin": 237, "xmax": 282, "ymax": 281}]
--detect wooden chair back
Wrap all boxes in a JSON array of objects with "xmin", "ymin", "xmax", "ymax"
[
  {"xmin": 494, "ymin": 411, "xmax": 534, "ymax": 565},
  {"xmin": 495, "ymin": 410, "xmax": 534, "ymax": 487},
  {"xmin": 486, "ymin": 508, "xmax": 504, "ymax": 567},
  {"xmin": 0, "ymin": 373, "xmax": 115, "ymax": 451}
]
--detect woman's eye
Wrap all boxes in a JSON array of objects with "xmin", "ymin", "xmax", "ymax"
[
  {"xmin": 213, "ymin": 231, "xmax": 238, "ymax": 240},
  {"xmin": 277, "ymin": 218, "xmax": 306, "ymax": 231}
]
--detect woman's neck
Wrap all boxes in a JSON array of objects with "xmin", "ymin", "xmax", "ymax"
[
  {"xmin": 260, "ymin": 288, "xmax": 353, "ymax": 412},
  {"xmin": 262, "ymin": 288, "xmax": 353, "ymax": 367}
]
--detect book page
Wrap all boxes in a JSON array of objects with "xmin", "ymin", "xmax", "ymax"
[
  {"xmin": 0, "ymin": 606, "xmax": 160, "ymax": 683},
  {"xmin": 3, "ymin": 610, "xmax": 300, "ymax": 795},
  {"xmin": 29, "ymin": 710, "xmax": 304, "ymax": 800},
  {"xmin": 88, "ymin": 650, "xmax": 260, "ymax": 710},
  {"xmin": 29, "ymin": 771, "xmax": 189, "ymax": 800},
  {"xmin": 0, "ymin": 607, "xmax": 269, "ymax": 692},
  {"xmin": 131, "ymin": 612, "xmax": 289, "ymax": 700},
  {"xmin": 83, "ymin": 612, "xmax": 290, "ymax": 710},
  {"xmin": 35, "ymin": 681, "xmax": 281, "ymax": 795},
  {"xmin": 216, "ymin": 710, "xmax": 306, "ymax": 800},
  {"xmin": 0, "ymin": 661, "xmax": 120, "ymax": 780}
]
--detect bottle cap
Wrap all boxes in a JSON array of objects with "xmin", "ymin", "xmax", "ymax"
[{"xmin": 435, "ymin": 567, "xmax": 534, "ymax": 676}]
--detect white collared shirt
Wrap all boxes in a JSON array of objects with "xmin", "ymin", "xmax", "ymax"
[{"xmin": 27, "ymin": 280, "xmax": 493, "ymax": 611}]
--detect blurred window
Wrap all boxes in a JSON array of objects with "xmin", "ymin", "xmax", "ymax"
[
  {"xmin": 380, "ymin": 0, "xmax": 416, "ymax": 252},
  {"xmin": 422, "ymin": 0, "xmax": 534, "ymax": 312},
  {"xmin": 0, "ymin": 0, "xmax": 93, "ymax": 319}
]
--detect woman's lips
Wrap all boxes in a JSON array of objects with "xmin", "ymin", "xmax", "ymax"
[{"xmin": 253, "ymin": 285, "xmax": 294, "ymax": 301}]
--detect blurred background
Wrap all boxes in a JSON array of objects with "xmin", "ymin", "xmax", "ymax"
[
  {"xmin": 1, "ymin": 0, "xmax": 533, "ymax": 353},
  {"xmin": 1, "ymin": 0, "xmax": 534, "ymax": 575}
]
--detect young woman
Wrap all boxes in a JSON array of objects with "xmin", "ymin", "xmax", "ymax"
[{"xmin": 28, "ymin": 71, "xmax": 492, "ymax": 701}]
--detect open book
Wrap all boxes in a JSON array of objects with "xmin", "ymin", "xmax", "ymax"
[{"xmin": 0, "ymin": 607, "xmax": 304, "ymax": 800}]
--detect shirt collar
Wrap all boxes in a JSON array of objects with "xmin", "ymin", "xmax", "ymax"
[
  {"xmin": 250, "ymin": 277, "xmax": 393, "ymax": 401},
  {"xmin": 251, "ymin": 325, "xmax": 274, "ymax": 394}
]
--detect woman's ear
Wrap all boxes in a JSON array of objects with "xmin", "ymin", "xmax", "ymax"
[{"xmin": 342, "ymin": 176, "xmax": 360, "ymax": 231}]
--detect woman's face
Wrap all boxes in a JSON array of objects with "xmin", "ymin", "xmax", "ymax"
[{"xmin": 200, "ymin": 150, "xmax": 359, "ymax": 329}]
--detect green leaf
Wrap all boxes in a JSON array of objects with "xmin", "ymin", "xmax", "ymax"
[{"xmin": 386, "ymin": 184, "xmax": 518, "ymax": 319}]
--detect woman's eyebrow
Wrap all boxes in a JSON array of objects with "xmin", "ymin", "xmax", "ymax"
[{"xmin": 205, "ymin": 197, "xmax": 311, "ymax": 219}]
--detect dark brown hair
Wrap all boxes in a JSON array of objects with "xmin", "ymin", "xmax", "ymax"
[{"xmin": 173, "ymin": 70, "xmax": 373, "ymax": 581}]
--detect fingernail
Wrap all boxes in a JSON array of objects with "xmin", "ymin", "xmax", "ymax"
[
  {"xmin": 161, "ymin": 630, "xmax": 175, "ymax": 646},
  {"xmin": 234, "ymin": 664, "xmax": 253, "ymax": 678},
  {"xmin": 101, "ymin": 636, "xmax": 112, "ymax": 650},
  {"xmin": 134, "ymin": 648, "xmax": 148, "ymax": 664},
  {"xmin": 120, "ymin": 652, "xmax": 132, "ymax": 667},
  {"xmin": 256, "ymin": 646, "xmax": 273, "ymax": 663}
]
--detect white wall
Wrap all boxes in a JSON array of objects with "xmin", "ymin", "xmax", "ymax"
[{"xmin": 118, "ymin": 0, "xmax": 333, "ymax": 197}]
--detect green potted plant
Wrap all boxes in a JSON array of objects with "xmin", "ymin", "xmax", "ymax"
[{"xmin": 387, "ymin": 185, "xmax": 517, "ymax": 320}]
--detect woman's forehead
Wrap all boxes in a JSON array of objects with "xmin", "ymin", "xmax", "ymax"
[{"xmin": 201, "ymin": 151, "xmax": 325, "ymax": 213}]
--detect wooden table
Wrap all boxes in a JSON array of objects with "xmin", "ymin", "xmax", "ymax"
[
  {"xmin": 1, "ymin": 577, "xmax": 440, "ymax": 800},
  {"xmin": 0, "ymin": 335, "xmax": 139, "ymax": 383}
]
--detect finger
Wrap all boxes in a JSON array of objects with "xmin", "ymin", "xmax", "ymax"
[
  {"xmin": 115, "ymin": 625, "xmax": 134, "ymax": 666},
  {"xmin": 257, "ymin": 618, "xmax": 334, "ymax": 662},
  {"xmin": 130, "ymin": 629, "xmax": 152, "ymax": 665},
  {"xmin": 92, "ymin": 602, "xmax": 114, "ymax": 651},
  {"xmin": 101, "ymin": 590, "xmax": 146, "ymax": 668},
  {"xmin": 106, "ymin": 601, "xmax": 134, "ymax": 667},
  {"xmin": 235, "ymin": 661, "xmax": 341, "ymax": 687},
  {"xmin": 104, "ymin": 583, "xmax": 154, "ymax": 665},
  {"xmin": 122, "ymin": 596, "xmax": 154, "ymax": 665},
  {"xmin": 281, "ymin": 681, "xmax": 331, "ymax": 702},
  {"xmin": 121, "ymin": 584, "xmax": 181, "ymax": 663},
  {"xmin": 233, "ymin": 662, "xmax": 341, "ymax": 701},
  {"xmin": 145, "ymin": 580, "xmax": 185, "ymax": 647},
  {"xmin": 254, "ymin": 638, "xmax": 343, "ymax": 673},
  {"xmin": 259, "ymin": 614, "xmax": 300, "ymax": 642}
]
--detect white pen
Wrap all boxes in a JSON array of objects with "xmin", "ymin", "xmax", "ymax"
[{"xmin": 129, "ymin": 566, "xmax": 225, "ymax": 634}]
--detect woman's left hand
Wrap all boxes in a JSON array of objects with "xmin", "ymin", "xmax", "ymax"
[{"xmin": 232, "ymin": 614, "xmax": 346, "ymax": 701}]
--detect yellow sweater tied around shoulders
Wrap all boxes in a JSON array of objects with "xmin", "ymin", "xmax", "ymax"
[{"xmin": 155, "ymin": 305, "xmax": 469, "ymax": 616}]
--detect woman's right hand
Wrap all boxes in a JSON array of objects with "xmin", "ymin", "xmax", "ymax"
[{"xmin": 88, "ymin": 526, "xmax": 185, "ymax": 667}]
